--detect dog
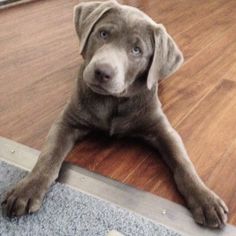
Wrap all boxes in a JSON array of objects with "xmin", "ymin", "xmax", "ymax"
[{"xmin": 2, "ymin": 0, "xmax": 228, "ymax": 229}]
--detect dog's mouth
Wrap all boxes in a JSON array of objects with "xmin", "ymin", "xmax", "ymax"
[
  {"xmin": 87, "ymin": 83, "xmax": 111, "ymax": 95},
  {"xmin": 87, "ymin": 82, "xmax": 126, "ymax": 97}
]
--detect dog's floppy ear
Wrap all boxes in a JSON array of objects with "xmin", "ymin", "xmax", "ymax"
[
  {"xmin": 74, "ymin": 1, "xmax": 116, "ymax": 55},
  {"xmin": 147, "ymin": 24, "xmax": 184, "ymax": 90}
]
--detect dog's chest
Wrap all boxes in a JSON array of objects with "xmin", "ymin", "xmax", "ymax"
[{"xmin": 82, "ymin": 96, "xmax": 144, "ymax": 135}]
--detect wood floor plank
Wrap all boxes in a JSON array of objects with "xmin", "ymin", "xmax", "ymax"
[
  {"xmin": 131, "ymin": 0, "xmax": 229, "ymax": 37},
  {"xmin": 175, "ymin": 0, "xmax": 236, "ymax": 60},
  {"xmin": 94, "ymin": 139, "xmax": 151, "ymax": 180},
  {"xmin": 179, "ymin": 80, "xmax": 236, "ymax": 173},
  {"xmin": 160, "ymin": 25, "xmax": 236, "ymax": 127},
  {"xmin": 0, "ymin": 0, "xmax": 80, "ymax": 147},
  {"xmin": 125, "ymin": 80, "xmax": 236, "ymax": 223}
]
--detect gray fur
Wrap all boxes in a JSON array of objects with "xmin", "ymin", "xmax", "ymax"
[{"xmin": 2, "ymin": 0, "xmax": 228, "ymax": 229}]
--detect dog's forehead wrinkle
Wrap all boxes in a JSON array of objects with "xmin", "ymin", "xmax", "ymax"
[
  {"xmin": 96, "ymin": 15, "xmax": 121, "ymax": 29},
  {"xmin": 120, "ymin": 4, "xmax": 157, "ymax": 26},
  {"xmin": 99, "ymin": 6, "xmax": 154, "ymax": 37}
]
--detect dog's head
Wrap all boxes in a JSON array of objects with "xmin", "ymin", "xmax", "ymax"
[{"xmin": 74, "ymin": 0, "xmax": 183, "ymax": 97}]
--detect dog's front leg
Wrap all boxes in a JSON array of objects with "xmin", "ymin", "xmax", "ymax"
[
  {"xmin": 2, "ymin": 106, "xmax": 88, "ymax": 217},
  {"xmin": 140, "ymin": 108, "xmax": 228, "ymax": 228}
]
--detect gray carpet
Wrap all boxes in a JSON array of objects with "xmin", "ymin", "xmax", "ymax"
[{"xmin": 0, "ymin": 160, "xmax": 182, "ymax": 236}]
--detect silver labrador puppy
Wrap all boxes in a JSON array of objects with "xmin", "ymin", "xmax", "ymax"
[{"xmin": 2, "ymin": 0, "xmax": 228, "ymax": 229}]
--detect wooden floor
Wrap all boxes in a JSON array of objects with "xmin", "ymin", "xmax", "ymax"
[{"xmin": 1, "ymin": 0, "xmax": 236, "ymax": 225}]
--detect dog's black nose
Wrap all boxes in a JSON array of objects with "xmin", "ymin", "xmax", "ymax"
[{"xmin": 94, "ymin": 63, "xmax": 114, "ymax": 82}]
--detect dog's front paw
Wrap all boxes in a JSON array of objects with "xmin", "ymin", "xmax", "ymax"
[
  {"xmin": 188, "ymin": 189, "xmax": 228, "ymax": 228},
  {"xmin": 1, "ymin": 176, "xmax": 48, "ymax": 218}
]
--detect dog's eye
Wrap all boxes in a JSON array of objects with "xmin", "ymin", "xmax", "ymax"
[
  {"xmin": 99, "ymin": 30, "xmax": 109, "ymax": 40},
  {"xmin": 131, "ymin": 46, "xmax": 142, "ymax": 56}
]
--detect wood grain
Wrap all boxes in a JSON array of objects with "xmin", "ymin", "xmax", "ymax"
[{"xmin": 1, "ymin": 0, "xmax": 236, "ymax": 225}]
